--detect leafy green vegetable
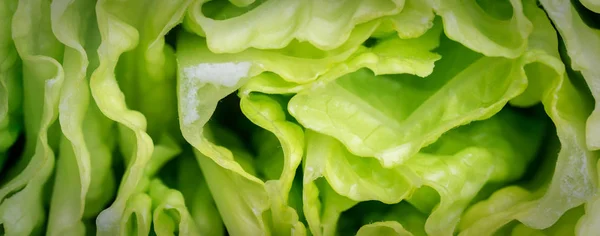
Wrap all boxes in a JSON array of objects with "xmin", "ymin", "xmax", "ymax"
[
  {"xmin": 0, "ymin": 0, "xmax": 64, "ymax": 234},
  {"xmin": 356, "ymin": 221, "xmax": 413, "ymax": 236},
  {"xmin": 150, "ymin": 178, "xmax": 200, "ymax": 235},
  {"xmin": 0, "ymin": 0, "xmax": 22, "ymax": 170},
  {"xmin": 288, "ymin": 34, "xmax": 526, "ymax": 167},
  {"xmin": 91, "ymin": 0, "xmax": 190, "ymax": 234},
  {"xmin": 430, "ymin": 0, "xmax": 532, "ymax": 58},
  {"xmin": 240, "ymin": 93, "xmax": 306, "ymax": 235},
  {"xmin": 177, "ymin": 153, "xmax": 225, "ymax": 235},
  {"xmin": 1, "ymin": 0, "xmax": 599, "ymax": 235},
  {"xmin": 539, "ymin": 0, "xmax": 600, "ymax": 151},
  {"xmin": 184, "ymin": 0, "xmax": 404, "ymax": 53},
  {"xmin": 461, "ymin": 1, "xmax": 598, "ymax": 233}
]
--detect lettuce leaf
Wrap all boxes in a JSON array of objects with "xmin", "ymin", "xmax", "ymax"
[
  {"xmin": 46, "ymin": 0, "xmax": 109, "ymax": 234},
  {"xmin": 149, "ymin": 179, "xmax": 200, "ymax": 236},
  {"xmin": 302, "ymin": 132, "xmax": 358, "ymax": 236},
  {"xmin": 429, "ymin": 0, "xmax": 532, "ymax": 58},
  {"xmin": 356, "ymin": 221, "xmax": 413, "ymax": 236},
  {"xmin": 302, "ymin": 107, "xmax": 544, "ymax": 236},
  {"xmin": 91, "ymin": 0, "xmax": 191, "ymax": 233},
  {"xmin": 177, "ymin": 153, "xmax": 225, "ymax": 235},
  {"xmin": 240, "ymin": 93, "xmax": 306, "ymax": 235},
  {"xmin": 1, "ymin": 0, "xmax": 599, "ymax": 235},
  {"xmin": 460, "ymin": 1, "xmax": 598, "ymax": 234},
  {"xmin": 539, "ymin": 0, "xmax": 600, "ymax": 151},
  {"xmin": 177, "ymin": 26, "xmax": 274, "ymax": 235},
  {"xmin": 378, "ymin": 0, "xmax": 434, "ymax": 39},
  {"xmin": 0, "ymin": 0, "xmax": 22, "ymax": 169},
  {"xmin": 359, "ymin": 203, "xmax": 428, "ymax": 236},
  {"xmin": 239, "ymin": 20, "xmax": 442, "ymax": 96},
  {"xmin": 192, "ymin": 138, "xmax": 271, "ymax": 236},
  {"xmin": 176, "ymin": 22, "xmax": 376, "ymax": 85},
  {"xmin": 0, "ymin": 0, "xmax": 64, "ymax": 234},
  {"xmin": 581, "ymin": 0, "xmax": 600, "ymax": 13},
  {"xmin": 288, "ymin": 34, "xmax": 527, "ymax": 167},
  {"xmin": 184, "ymin": 0, "xmax": 404, "ymax": 53},
  {"xmin": 303, "ymin": 131, "xmax": 414, "ymax": 204},
  {"xmin": 407, "ymin": 108, "xmax": 544, "ymax": 236},
  {"xmin": 510, "ymin": 206, "xmax": 584, "ymax": 236}
]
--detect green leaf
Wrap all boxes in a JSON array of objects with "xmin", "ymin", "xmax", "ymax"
[
  {"xmin": 91, "ymin": 0, "xmax": 191, "ymax": 234},
  {"xmin": 184, "ymin": 0, "xmax": 404, "ymax": 53},
  {"xmin": 0, "ymin": 0, "xmax": 64, "ymax": 234},
  {"xmin": 177, "ymin": 21, "xmax": 381, "ymax": 85},
  {"xmin": 506, "ymin": 1, "xmax": 597, "ymax": 229},
  {"xmin": 145, "ymin": 135, "xmax": 183, "ymax": 179},
  {"xmin": 240, "ymin": 93, "xmax": 306, "ymax": 235},
  {"xmin": 304, "ymin": 131, "xmax": 414, "ymax": 204},
  {"xmin": 177, "ymin": 26, "xmax": 277, "ymax": 235},
  {"xmin": 177, "ymin": 153, "xmax": 225, "ymax": 236},
  {"xmin": 46, "ymin": 0, "xmax": 108, "ymax": 234},
  {"xmin": 193, "ymin": 140, "xmax": 271, "ymax": 236},
  {"xmin": 239, "ymin": 21, "xmax": 442, "ymax": 96},
  {"xmin": 581, "ymin": 0, "xmax": 600, "ymax": 13},
  {"xmin": 378, "ymin": 0, "xmax": 435, "ymax": 39},
  {"xmin": 511, "ymin": 206, "xmax": 584, "ymax": 236},
  {"xmin": 303, "ymin": 179, "xmax": 357, "ymax": 236},
  {"xmin": 251, "ymin": 129, "xmax": 285, "ymax": 181},
  {"xmin": 459, "ymin": 1, "xmax": 598, "ymax": 233},
  {"xmin": 429, "ymin": 0, "xmax": 532, "ymax": 58},
  {"xmin": 289, "ymin": 34, "xmax": 527, "ymax": 167},
  {"xmin": 576, "ymin": 195, "xmax": 600, "ymax": 235},
  {"xmin": 539, "ymin": 0, "xmax": 600, "ymax": 150},
  {"xmin": 372, "ymin": 203, "xmax": 428, "ymax": 236},
  {"xmin": 302, "ymin": 131, "xmax": 363, "ymax": 236},
  {"xmin": 81, "ymin": 105, "xmax": 117, "ymax": 219},
  {"xmin": 356, "ymin": 221, "xmax": 414, "ymax": 236},
  {"xmin": 405, "ymin": 108, "xmax": 545, "ymax": 236},
  {"xmin": 150, "ymin": 179, "xmax": 200, "ymax": 236},
  {"xmin": 122, "ymin": 193, "xmax": 153, "ymax": 236},
  {"xmin": 0, "ymin": 0, "xmax": 22, "ymax": 168}
]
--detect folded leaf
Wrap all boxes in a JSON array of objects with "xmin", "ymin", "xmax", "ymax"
[
  {"xmin": 177, "ymin": 26, "xmax": 277, "ymax": 235},
  {"xmin": 511, "ymin": 206, "xmax": 584, "ymax": 236},
  {"xmin": 577, "ymin": 195, "xmax": 600, "ymax": 236},
  {"xmin": 0, "ymin": 0, "xmax": 64, "ymax": 234},
  {"xmin": 81, "ymin": 105, "xmax": 117, "ymax": 219},
  {"xmin": 356, "ymin": 221, "xmax": 413, "ymax": 236},
  {"xmin": 581, "ymin": 0, "xmax": 600, "ymax": 13},
  {"xmin": 405, "ymin": 108, "xmax": 545, "ymax": 236},
  {"xmin": 46, "ymin": 0, "xmax": 105, "ymax": 234},
  {"xmin": 0, "ymin": 0, "xmax": 22, "ymax": 169},
  {"xmin": 428, "ymin": 0, "xmax": 532, "ymax": 58},
  {"xmin": 304, "ymin": 131, "xmax": 414, "ymax": 204},
  {"xmin": 381, "ymin": 0, "xmax": 434, "ymax": 39},
  {"xmin": 539, "ymin": 0, "xmax": 600, "ymax": 150},
  {"xmin": 303, "ymin": 132, "xmax": 351, "ymax": 236},
  {"xmin": 251, "ymin": 129, "xmax": 285, "ymax": 181},
  {"xmin": 179, "ymin": 22, "xmax": 382, "ymax": 86},
  {"xmin": 121, "ymin": 193, "xmax": 153, "ymax": 236},
  {"xmin": 363, "ymin": 203, "xmax": 428, "ymax": 236},
  {"xmin": 240, "ymin": 93, "xmax": 306, "ymax": 235},
  {"xmin": 460, "ymin": 1, "xmax": 598, "ymax": 233},
  {"xmin": 177, "ymin": 153, "xmax": 225, "ymax": 235},
  {"xmin": 193, "ymin": 140, "xmax": 271, "ymax": 236},
  {"xmin": 91, "ymin": 0, "xmax": 190, "ymax": 234},
  {"xmin": 150, "ymin": 179, "xmax": 200, "ymax": 236},
  {"xmin": 289, "ymin": 33, "xmax": 527, "ymax": 167},
  {"xmin": 240, "ymin": 21, "xmax": 442, "ymax": 96},
  {"xmin": 184, "ymin": 0, "xmax": 404, "ymax": 53}
]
